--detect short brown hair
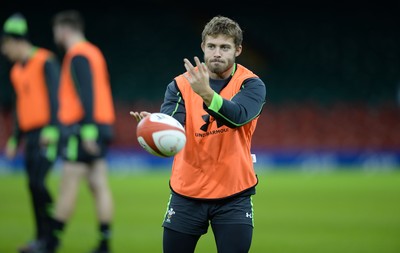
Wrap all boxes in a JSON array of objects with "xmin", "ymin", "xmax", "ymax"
[
  {"xmin": 201, "ymin": 15, "xmax": 243, "ymax": 47},
  {"xmin": 52, "ymin": 10, "xmax": 84, "ymax": 32}
]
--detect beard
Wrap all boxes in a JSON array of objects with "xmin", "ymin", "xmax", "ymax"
[
  {"xmin": 208, "ymin": 60, "xmax": 228, "ymax": 74},
  {"xmin": 206, "ymin": 57, "xmax": 235, "ymax": 75},
  {"xmin": 207, "ymin": 60, "xmax": 234, "ymax": 76}
]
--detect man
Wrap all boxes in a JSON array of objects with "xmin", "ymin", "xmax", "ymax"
[
  {"xmin": 1, "ymin": 13, "xmax": 60, "ymax": 253},
  {"xmin": 131, "ymin": 15, "xmax": 266, "ymax": 253},
  {"xmin": 42, "ymin": 10, "xmax": 115, "ymax": 253}
]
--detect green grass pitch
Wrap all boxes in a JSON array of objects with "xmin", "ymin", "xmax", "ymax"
[{"xmin": 1, "ymin": 168, "xmax": 400, "ymax": 253}]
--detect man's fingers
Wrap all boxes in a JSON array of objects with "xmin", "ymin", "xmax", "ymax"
[
  {"xmin": 130, "ymin": 111, "xmax": 151, "ymax": 122},
  {"xmin": 130, "ymin": 111, "xmax": 138, "ymax": 118},
  {"xmin": 183, "ymin": 72, "xmax": 191, "ymax": 82},
  {"xmin": 183, "ymin": 58, "xmax": 190, "ymax": 71},
  {"xmin": 130, "ymin": 111, "xmax": 142, "ymax": 122},
  {"xmin": 193, "ymin": 57, "xmax": 204, "ymax": 75},
  {"xmin": 194, "ymin": 56, "xmax": 201, "ymax": 67},
  {"xmin": 140, "ymin": 111, "xmax": 151, "ymax": 118},
  {"xmin": 200, "ymin": 61, "xmax": 208, "ymax": 73},
  {"xmin": 184, "ymin": 63, "xmax": 190, "ymax": 73},
  {"xmin": 183, "ymin": 56, "xmax": 209, "ymax": 86},
  {"xmin": 183, "ymin": 58, "xmax": 198, "ymax": 78},
  {"xmin": 183, "ymin": 58, "xmax": 194, "ymax": 68}
]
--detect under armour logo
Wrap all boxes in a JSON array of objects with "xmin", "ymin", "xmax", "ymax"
[
  {"xmin": 200, "ymin": 115, "xmax": 210, "ymax": 132},
  {"xmin": 246, "ymin": 212, "xmax": 253, "ymax": 218},
  {"xmin": 200, "ymin": 114, "xmax": 224, "ymax": 132}
]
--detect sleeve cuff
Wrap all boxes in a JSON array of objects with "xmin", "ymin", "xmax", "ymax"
[{"xmin": 208, "ymin": 92, "xmax": 223, "ymax": 112}]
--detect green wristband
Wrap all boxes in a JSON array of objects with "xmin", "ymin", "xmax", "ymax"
[
  {"xmin": 80, "ymin": 124, "xmax": 98, "ymax": 141},
  {"xmin": 41, "ymin": 126, "xmax": 60, "ymax": 142},
  {"xmin": 208, "ymin": 92, "xmax": 224, "ymax": 112}
]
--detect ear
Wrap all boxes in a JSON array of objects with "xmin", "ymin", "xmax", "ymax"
[
  {"xmin": 201, "ymin": 42, "xmax": 205, "ymax": 53},
  {"xmin": 235, "ymin": 45, "xmax": 242, "ymax": 57}
]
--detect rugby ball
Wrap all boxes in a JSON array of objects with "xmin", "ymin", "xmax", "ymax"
[{"xmin": 136, "ymin": 113, "xmax": 186, "ymax": 157}]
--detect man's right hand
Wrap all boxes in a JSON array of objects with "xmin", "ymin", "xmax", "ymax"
[
  {"xmin": 130, "ymin": 111, "xmax": 151, "ymax": 123},
  {"xmin": 5, "ymin": 136, "xmax": 17, "ymax": 159},
  {"xmin": 82, "ymin": 139, "xmax": 100, "ymax": 156}
]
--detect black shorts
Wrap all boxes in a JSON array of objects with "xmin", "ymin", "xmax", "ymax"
[
  {"xmin": 162, "ymin": 191, "xmax": 255, "ymax": 236},
  {"xmin": 59, "ymin": 124, "xmax": 113, "ymax": 164}
]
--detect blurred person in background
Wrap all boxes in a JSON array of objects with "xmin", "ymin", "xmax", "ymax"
[
  {"xmin": 1, "ymin": 12, "xmax": 61, "ymax": 253},
  {"xmin": 131, "ymin": 15, "xmax": 267, "ymax": 253},
  {"xmin": 39, "ymin": 10, "xmax": 116, "ymax": 253}
]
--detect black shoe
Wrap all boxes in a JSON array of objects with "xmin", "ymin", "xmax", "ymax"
[{"xmin": 18, "ymin": 240, "xmax": 45, "ymax": 253}]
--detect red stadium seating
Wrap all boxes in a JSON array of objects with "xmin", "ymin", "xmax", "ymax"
[{"xmin": 1, "ymin": 102, "xmax": 399, "ymax": 151}]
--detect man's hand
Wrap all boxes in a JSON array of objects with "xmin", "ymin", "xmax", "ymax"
[
  {"xmin": 183, "ymin": 56, "xmax": 214, "ymax": 106},
  {"xmin": 5, "ymin": 145, "xmax": 17, "ymax": 159},
  {"xmin": 82, "ymin": 139, "xmax": 100, "ymax": 156},
  {"xmin": 130, "ymin": 111, "xmax": 151, "ymax": 123},
  {"xmin": 80, "ymin": 124, "xmax": 100, "ymax": 155}
]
